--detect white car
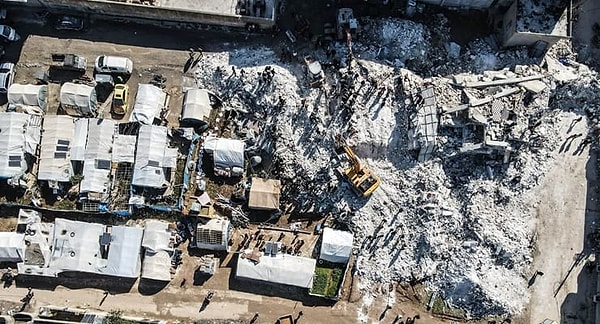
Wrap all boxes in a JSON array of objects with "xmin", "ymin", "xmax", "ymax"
[
  {"xmin": 0, "ymin": 62, "xmax": 15, "ymax": 93},
  {"xmin": 94, "ymin": 55, "xmax": 133, "ymax": 75},
  {"xmin": 0, "ymin": 25, "xmax": 20, "ymax": 42}
]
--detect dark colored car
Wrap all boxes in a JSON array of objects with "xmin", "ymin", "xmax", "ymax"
[{"xmin": 56, "ymin": 16, "xmax": 84, "ymax": 31}]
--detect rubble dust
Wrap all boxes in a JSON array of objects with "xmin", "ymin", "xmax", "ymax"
[{"xmin": 189, "ymin": 16, "xmax": 600, "ymax": 320}]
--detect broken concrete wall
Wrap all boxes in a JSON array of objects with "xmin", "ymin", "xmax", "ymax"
[
  {"xmin": 500, "ymin": 0, "xmax": 569, "ymax": 47},
  {"xmin": 20, "ymin": 0, "xmax": 276, "ymax": 29}
]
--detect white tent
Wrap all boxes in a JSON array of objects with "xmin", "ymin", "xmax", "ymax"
[
  {"xmin": 320, "ymin": 228, "xmax": 353, "ymax": 264},
  {"xmin": 111, "ymin": 134, "xmax": 137, "ymax": 163},
  {"xmin": 203, "ymin": 136, "xmax": 245, "ymax": 177},
  {"xmin": 142, "ymin": 220, "xmax": 173, "ymax": 252},
  {"xmin": 181, "ymin": 88, "xmax": 214, "ymax": 126},
  {"xmin": 132, "ymin": 125, "xmax": 169, "ymax": 188},
  {"xmin": 8, "ymin": 84, "xmax": 48, "ymax": 111},
  {"xmin": 141, "ymin": 249, "xmax": 171, "ymax": 281},
  {"xmin": 0, "ymin": 112, "xmax": 41, "ymax": 179},
  {"xmin": 80, "ymin": 119, "xmax": 115, "ymax": 197},
  {"xmin": 129, "ymin": 84, "xmax": 166, "ymax": 125},
  {"xmin": 141, "ymin": 221, "xmax": 173, "ymax": 282},
  {"xmin": 70, "ymin": 118, "xmax": 88, "ymax": 162},
  {"xmin": 38, "ymin": 115, "xmax": 74, "ymax": 183},
  {"xmin": 46, "ymin": 218, "xmax": 143, "ymax": 278},
  {"xmin": 60, "ymin": 83, "xmax": 97, "ymax": 117},
  {"xmin": 236, "ymin": 253, "xmax": 316, "ymax": 288},
  {"xmin": 0, "ymin": 232, "xmax": 25, "ymax": 262},
  {"xmin": 196, "ymin": 219, "xmax": 230, "ymax": 251}
]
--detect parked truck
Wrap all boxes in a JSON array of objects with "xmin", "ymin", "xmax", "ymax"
[{"xmin": 51, "ymin": 53, "xmax": 87, "ymax": 72}]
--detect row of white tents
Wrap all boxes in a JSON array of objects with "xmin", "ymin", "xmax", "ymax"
[{"xmin": 7, "ymin": 82, "xmax": 219, "ymax": 128}]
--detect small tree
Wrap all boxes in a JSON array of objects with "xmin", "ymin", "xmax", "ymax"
[{"xmin": 104, "ymin": 310, "xmax": 135, "ymax": 324}]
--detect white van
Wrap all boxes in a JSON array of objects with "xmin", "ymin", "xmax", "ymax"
[{"xmin": 94, "ymin": 55, "xmax": 133, "ymax": 75}]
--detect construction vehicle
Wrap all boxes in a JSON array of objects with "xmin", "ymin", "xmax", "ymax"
[
  {"xmin": 336, "ymin": 8, "xmax": 358, "ymax": 58},
  {"xmin": 334, "ymin": 134, "xmax": 380, "ymax": 197}
]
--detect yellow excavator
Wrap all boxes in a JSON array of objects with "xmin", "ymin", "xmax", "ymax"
[{"xmin": 334, "ymin": 134, "xmax": 381, "ymax": 197}]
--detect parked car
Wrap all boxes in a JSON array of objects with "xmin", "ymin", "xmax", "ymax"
[
  {"xmin": 0, "ymin": 62, "xmax": 15, "ymax": 93},
  {"xmin": 55, "ymin": 15, "xmax": 84, "ymax": 31},
  {"xmin": 0, "ymin": 25, "xmax": 20, "ymax": 42},
  {"xmin": 95, "ymin": 55, "xmax": 133, "ymax": 75},
  {"xmin": 112, "ymin": 84, "xmax": 129, "ymax": 115}
]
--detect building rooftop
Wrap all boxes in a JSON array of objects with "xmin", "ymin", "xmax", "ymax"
[{"xmin": 157, "ymin": 0, "xmax": 275, "ymax": 20}]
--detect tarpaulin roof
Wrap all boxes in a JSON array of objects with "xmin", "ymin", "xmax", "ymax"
[
  {"xmin": 0, "ymin": 232, "xmax": 24, "ymax": 262},
  {"xmin": 132, "ymin": 125, "xmax": 169, "ymax": 188},
  {"xmin": 48, "ymin": 218, "xmax": 143, "ymax": 278},
  {"xmin": 236, "ymin": 253, "xmax": 316, "ymax": 288},
  {"xmin": 70, "ymin": 118, "xmax": 88, "ymax": 162},
  {"xmin": 142, "ymin": 220, "xmax": 173, "ymax": 252},
  {"xmin": 60, "ymin": 83, "xmax": 97, "ymax": 117},
  {"xmin": 203, "ymin": 136, "xmax": 245, "ymax": 169},
  {"xmin": 181, "ymin": 88, "xmax": 213, "ymax": 125},
  {"xmin": 8, "ymin": 84, "xmax": 47, "ymax": 110},
  {"xmin": 38, "ymin": 115, "xmax": 74, "ymax": 182},
  {"xmin": 80, "ymin": 119, "xmax": 115, "ymax": 196},
  {"xmin": 0, "ymin": 112, "xmax": 41, "ymax": 178},
  {"xmin": 141, "ymin": 249, "xmax": 171, "ymax": 281},
  {"xmin": 129, "ymin": 84, "xmax": 166, "ymax": 125},
  {"xmin": 320, "ymin": 228, "xmax": 353, "ymax": 264},
  {"xmin": 111, "ymin": 134, "xmax": 136, "ymax": 163},
  {"xmin": 248, "ymin": 178, "xmax": 281, "ymax": 210}
]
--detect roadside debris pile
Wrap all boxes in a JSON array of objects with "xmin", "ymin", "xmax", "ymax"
[{"xmin": 189, "ymin": 19, "xmax": 597, "ymax": 318}]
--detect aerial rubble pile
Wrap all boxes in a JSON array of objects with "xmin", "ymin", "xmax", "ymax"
[{"xmin": 190, "ymin": 18, "xmax": 598, "ymax": 318}]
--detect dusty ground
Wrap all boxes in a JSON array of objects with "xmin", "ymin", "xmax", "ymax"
[{"xmin": 516, "ymin": 112, "xmax": 598, "ymax": 324}]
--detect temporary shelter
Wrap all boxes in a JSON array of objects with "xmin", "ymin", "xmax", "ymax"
[
  {"xmin": 38, "ymin": 115, "xmax": 75, "ymax": 184},
  {"xmin": 40, "ymin": 218, "xmax": 143, "ymax": 278},
  {"xmin": 196, "ymin": 219, "xmax": 230, "ymax": 251},
  {"xmin": 203, "ymin": 136, "xmax": 245, "ymax": 177},
  {"xmin": 129, "ymin": 84, "xmax": 166, "ymax": 125},
  {"xmin": 80, "ymin": 119, "xmax": 115, "ymax": 198},
  {"xmin": 132, "ymin": 125, "xmax": 174, "ymax": 189},
  {"xmin": 0, "ymin": 232, "xmax": 25, "ymax": 262},
  {"xmin": 319, "ymin": 228, "xmax": 353, "ymax": 264},
  {"xmin": 141, "ymin": 221, "xmax": 174, "ymax": 282},
  {"xmin": 236, "ymin": 253, "xmax": 316, "ymax": 288},
  {"xmin": 180, "ymin": 88, "xmax": 219, "ymax": 126},
  {"xmin": 0, "ymin": 112, "xmax": 42, "ymax": 179},
  {"xmin": 7, "ymin": 84, "xmax": 48, "ymax": 111},
  {"xmin": 59, "ymin": 83, "xmax": 98, "ymax": 117},
  {"xmin": 248, "ymin": 178, "xmax": 281, "ymax": 210}
]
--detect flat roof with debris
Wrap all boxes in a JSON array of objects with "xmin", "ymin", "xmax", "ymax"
[
  {"xmin": 516, "ymin": 0, "xmax": 569, "ymax": 35},
  {"xmin": 158, "ymin": 0, "xmax": 276, "ymax": 19}
]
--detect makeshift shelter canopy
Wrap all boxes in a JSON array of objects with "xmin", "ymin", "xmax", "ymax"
[
  {"xmin": 129, "ymin": 84, "xmax": 166, "ymax": 125},
  {"xmin": 181, "ymin": 88, "xmax": 216, "ymax": 126},
  {"xmin": 248, "ymin": 178, "xmax": 281, "ymax": 210},
  {"xmin": 80, "ymin": 119, "xmax": 115, "ymax": 196},
  {"xmin": 236, "ymin": 253, "xmax": 316, "ymax": 288},
  {"xmin": 141, "ymin": 249, "xmax": 171, "ymax": 281},
  {"xmin": 320, "ymin": 228, "xmax": 353, "ymax": 264},
  {"xmin": 0, "ymin": 112, "xmax": 41, "ymax": 179},
  {"xmin": 0, "ymin": 232, "xmax": 25, "ymax": 262},
  {"xmin": 203, "ymin": 136, "xmax": 245, "ymax": 177},
  {"xmin": 38, "ymin": 115, "xmax": 75, "ymax": 183},
  {"xmin": 132, "ymin": 125, "xmax": 169, "ymax": 189},
  {"xmin": 60, "ymin": 83, "xmax": 98, "ymax": 117},
  {"xmin": 142, "ymin": 220, "xmax": 173, "ymax": 252},
  {"xmin": 8, "ymin": 84, "xmax": 48, "ymax": 111},
  {"xmin": 47, "ymin": 218, "xmax": 143, "ymax": 278},
  {"xmin": 112, "ymin": 134, "xmax": 137, "ymax": 163}
]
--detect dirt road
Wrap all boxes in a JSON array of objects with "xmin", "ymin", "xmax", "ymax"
[{"xmin": 524, "ymin": 111, "xmax": 598, "ymax": 324}]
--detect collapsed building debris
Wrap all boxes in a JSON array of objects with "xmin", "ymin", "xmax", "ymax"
[{"xmin": 184, "ymin": 14, "xmax": 600, "ymax": 316}]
